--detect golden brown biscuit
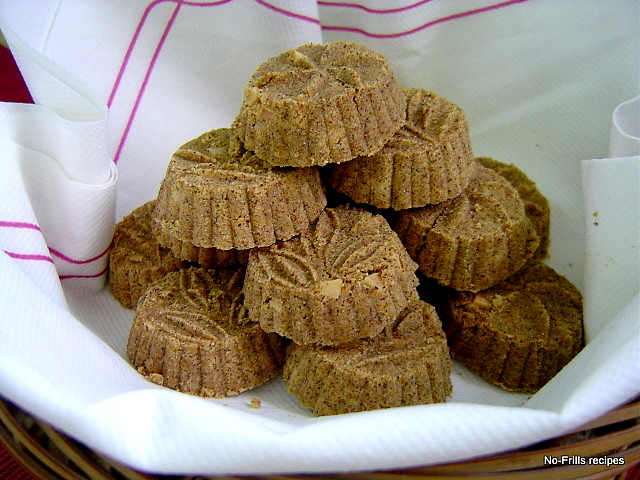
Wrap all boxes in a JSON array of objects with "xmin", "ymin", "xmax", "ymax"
[
  {"xmin": 393, "ymin": 164, "xmax": 539, "ymax": 292},
  {"xmin": 151, "ymin": 128, "xmax": 326, "ymax": 250},
  {"xmin": 127, "ymin": 267, "xmax": 285, "ymax": 398},
  {"xmin": 476, "ymin": 157, "xmax": 550, "ymax": 260},
  {"xmin": 283, "ymin": 299, "xmax": 452, "ymax": 416},
  {"xmin": 108, "ymin": 201, "xmax": 186, "ymax": 309},
  {"xmin": 233, "ymin": 41, "xmax": 406, "ymax": 167},
  {"xmin": 441, "ymin": 261, "xmax": 583, "ymax": 392},
  {"xmin": 327, "ymin": 89, "xmax": 476, "ymax": 210},
  {"xmin": 243, "ymin": 206, "xmax": 419, "ymax": 346}
]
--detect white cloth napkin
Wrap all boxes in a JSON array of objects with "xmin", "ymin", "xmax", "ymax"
[{"xmin": 0, "ymin": 1, "xmax": 639, "ymax": 476}]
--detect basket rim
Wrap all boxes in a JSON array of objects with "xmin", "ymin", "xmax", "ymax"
[{"xmin": 1, "ymin": 395, "xmax": 639, "ymax": 480}]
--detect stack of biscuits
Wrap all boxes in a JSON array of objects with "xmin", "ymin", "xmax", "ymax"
[{"xmin": 109, "ymin": 41, "xmax": 583, "ymax": 416}]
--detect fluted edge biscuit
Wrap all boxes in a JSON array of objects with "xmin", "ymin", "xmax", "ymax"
[
  {"xmin": 151, "ymin": 128, "xmax": 327, "ymax": 250},
  {"xmin": 127, "ymin": 267, "xmax": 285, "ymax": 397},
  {"xmin": 233, "ymin": 41, "xmax": 406, "ymax": 167},
  {"xmin": 283, "ymin": 299, "xmax": 452, "ymax": 415},
  {"xmin": 244, "ymin": 206, "xmax": 420, "ymax": 346},
  {"xmin": 109, "ymin": 201, "xmax": 187, "ymax": 309},
  {"xmin": 441, "ymin": 261, "xmax": 583, "ymax": 392},
  {"xmin": 476, "ymin": 157, "xmax": 550, "ymax": 260},
  {"xmin": 393, "ymin": 164, "xmax": 540, "ymax": 292},
  {"xmin": 327, "ymin": 88, "xmax": 476, "ymax": 209}
]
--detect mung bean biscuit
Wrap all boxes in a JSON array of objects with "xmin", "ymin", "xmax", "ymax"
[
  {"xmin": 109, "ymin": 201, "xmax": 186, "ymax": 309},
  {"xmin": 127, "ymin": 267, "xmax": 285, "ymax": 398},
  {"xmin": 327, "ymin": 88, "xmax": 475, "ymax": 210},
  {"xmin": 283, "ymin": 299, "xmax": 452, "ymax": 416},
  {"xmin": 233, "ymin": 41, "xmax": 406, "ymax": 167},
  {"xmin": 244, "ymin": 205, "xmax": 419, "ymax": 346},
  {"xmin": 393, "ymin": 164, "xmax": 539, "ymax": 292},
  {"xmin": 476, "ymin": 156, "xmax": 550, "ymax": 260},
  {"xmin": 151, "ymin": 128, "xmax": 326, "ymax": 251},
  {"xmin": 441, "ymin": 261, "xmax": 583, "ymax": 392}
]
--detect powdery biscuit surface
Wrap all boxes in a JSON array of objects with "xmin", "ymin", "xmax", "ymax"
[
  {"xmin": 327, "ymin": 88, "xmax": 476, "ymax": 210},
  {"xmin": 127, "ymin": 267, "xmax": 285, "ymax": 398},
  {"xmin": 151, "ymin": 128, "xmax": 327, "ymax": 251},
  {"xmin": 441, "ymin": 262, "xmax": 583, "ymax": 393},
  {"xmin": 108, "ymin": 201, "xmax": 186, "ymax": 309},
  {"xmin": 393, "ymin": 164, "xmax": 540, "ymax": 292},
  {"xmin": 233, "ymin": 41, "xmax": 406, "ymax": 167},
  {"xmin": 283, "ymin": 299, "xmax": 452, "ymax": 416},
  {"xmin": 244, "ymin": 206, "xmax": 419, "ymax": 346}
]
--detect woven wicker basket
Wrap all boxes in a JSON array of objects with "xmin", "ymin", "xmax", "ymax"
[{"xmin": 1, "ymin": 396, "xmax": 638, "ymax": 480}]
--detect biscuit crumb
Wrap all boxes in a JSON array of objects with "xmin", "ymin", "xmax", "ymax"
[
  {"xmin": 362, "ymin": 272, "xmax": 383, "ymax": 289},
  {"xmin": 319, "ymin": 278, "xmax": 343, "ymax": 299},
  {"xmin": 245, "ymin": 86, "xmax": 260, "ymax": 106},
  {"xmin": 249, "ymin": 397, "xmax": 261, "ymax": 409},
  {"xmin": 471, "ymin": 295, "xmax": 492, "ymax": 310}
]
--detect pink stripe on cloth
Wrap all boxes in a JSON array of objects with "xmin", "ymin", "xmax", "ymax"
[
  {"xmin": 59, "ymin": 265, "xmax": 109, "ymax": 280},
  {"xmin": 0, "ymin": 221, "xmax": 41, "ymax": 231},
  {"xmin": 1, "ymin": 221, "xmax": 110, "ymax": 265},
  {"xmin": 318, "ymin": 0, "xmax": 435, "ymax": 14},
  {"xmin": 109, "ymin": 0, "xmax": 319, "ymax": 164},
  {"xmin": 4, "ymin": 250, "xmax": 109, "ymax": 280},
  {"xmin": 112, "ymin": 0, "xmax": 184, "ymax": 164},
  {"xmin": 321, "ymin": 0, "xmax": 532, "ymax": 38},
  {"xmin": 49, "ymin": 245, "xmax": 111, "ymax": 265},
  {"xmin": 2, "ymin": 222, "xmax": 52, "ymax": 263},
  {"xmin": 107, "ymin": 0, "xmax": 234, "ymax": 108},
  {"xmin": 253, "ymin": 0, "xmax": 320, "ymax": 24},
  {"xmin": 4, "ymin": 251, "xmax": 54, "ymax": 263}
]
